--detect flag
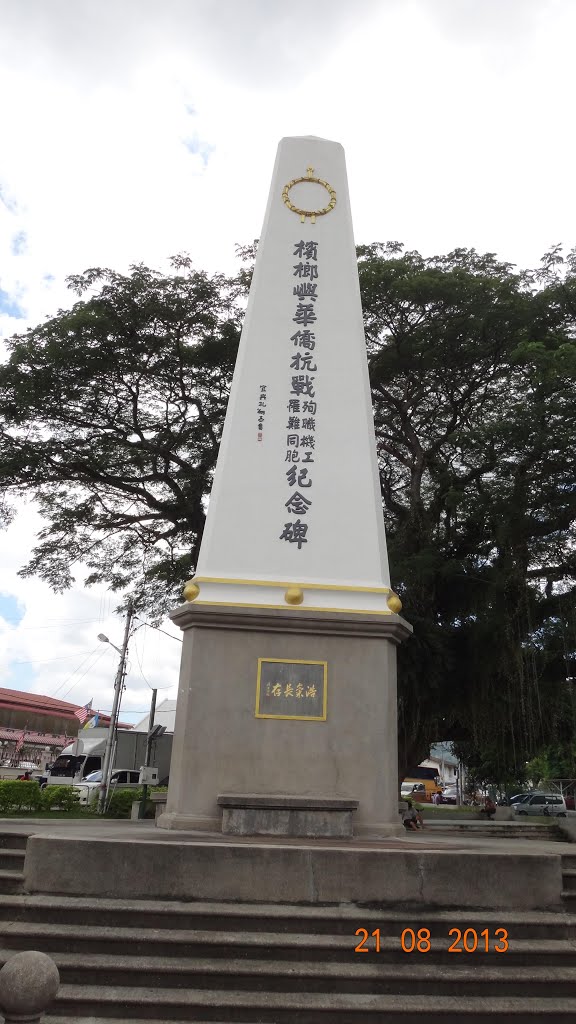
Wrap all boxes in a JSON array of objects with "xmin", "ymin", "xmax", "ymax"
[
  {"xmin": 13, "ymin": 729, "xmax": 26, "ymax": 756},
  {"xmin": 74, "ymin": 700, "xmax": 93, "ymax": 725},
  {"xmin": 83, "ymin": 713, "xmax": 99, "ymax": 730}
]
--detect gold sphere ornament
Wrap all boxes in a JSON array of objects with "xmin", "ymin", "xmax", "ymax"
[
  {"xmin": 183, "ymin": 580, "xmax": 200, "ymax": 602},
  {"xmin": 285, "ymin": 586, "xmax": 304, "ymax": 606},
  {"xmin": 387, "ymin": 593, "xmax": 403, "ymax": 614}
]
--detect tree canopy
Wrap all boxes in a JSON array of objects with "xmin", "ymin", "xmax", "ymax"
[
  {"xmin": 0, "ymin": 255, "xmax": 241, "ymax": 610},
  {"xmin": 1, "ymin": 243, "xmax": 575, "ymax": 782}
]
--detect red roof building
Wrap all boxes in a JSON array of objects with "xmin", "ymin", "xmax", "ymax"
[{"xmin": 0, "ymin": 688, "xmax": 130, "ymax": 739}]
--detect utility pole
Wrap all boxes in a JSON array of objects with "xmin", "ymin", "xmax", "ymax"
[
  {"xmin": 138, "ymin": 688, "xmax": 157, "ymax": 819},
  {"xmin": 98, "ymin": 599, "xmax": 133, "ymax": 814}
]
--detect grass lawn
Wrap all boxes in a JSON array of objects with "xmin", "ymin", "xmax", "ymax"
[{"xmin": 0, "ymin": 811, "xmax": 98, "ymax": 819}]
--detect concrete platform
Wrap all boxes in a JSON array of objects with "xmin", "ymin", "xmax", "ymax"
[{"xmin": 1, "ymin": 818, "xmax": 569, "ymax": 911}]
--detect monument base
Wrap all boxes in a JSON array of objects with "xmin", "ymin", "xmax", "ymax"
[
  {"xmin": 217, "ymin": 793, "xmax": 358, "ymax": 837},
  {"xmin": 159, "ymin": 602, "xmax": 412, "ymax": 837},
  {"xmin": 22, "ymin": 830, "xmax": 563, "ymax": 910}
]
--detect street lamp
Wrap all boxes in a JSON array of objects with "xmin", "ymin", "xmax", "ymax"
[
  {"xmin": 96, "ymin": 602, "xmax": 134, "ymax": 813},
  {"xmin": 97, "ymin": 633, "xmax": 122, "ymax": 655}
]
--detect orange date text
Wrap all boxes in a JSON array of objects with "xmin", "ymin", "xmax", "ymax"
[{"xmin": 354, "ymin": 927, "xmax": 509, "ymax": 954}]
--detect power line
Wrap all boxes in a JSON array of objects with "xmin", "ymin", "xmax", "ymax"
[
  {"xmin": 49, "ymin": 646, "xmax": 105, "ymax": 698},
  {"xmin": 60, "ymin": 648, "xmax": 109, "ymax": 701},
  {"xmin": 134, "ymin": 617, "xmax": 182, "ymax": 643},
  {"xmin": 6, "ymin": 650, "xmax": 97, "ymax": 666},
  {"xmin": 133, "ymin": 629, "xmax": 174, "ymax": 691},
  {"xmin": 2, "ymin": 619, "xmax": 110, "ymax": 631}
]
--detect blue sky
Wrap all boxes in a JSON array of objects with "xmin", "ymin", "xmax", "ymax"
[
  {"xmin": 0, "ymin": 593, "xmax": 25, "ymax": 627},
  {"xmin": 0, "ymin": 288, "xmax": 24, "ymax": 319}
]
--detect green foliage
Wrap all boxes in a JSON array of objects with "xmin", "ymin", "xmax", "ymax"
[
  {"xmin": 0, "ymin": 781, "xmax": 44, "ymax": 813},
  {"xmin": 103, "ymin": 787, "xmax": 156, "ymax": 818},
  {"xmin": 41, "ymin": 785, "xmax": 81, "ymax": 811},
  {"xmin": 1, "ymin": 244, "xmax": 576, "ymax": 780},
  {"xmin": 0, "ymin": 782, "xmax": 81, "ymax": 813},
  {"xmin": 0, "ymin": 256, "xmax": 242, "ymax": 621},
  {"xmin": 357, "ymin": 242, "xmax": 576, "ymax": 780}
]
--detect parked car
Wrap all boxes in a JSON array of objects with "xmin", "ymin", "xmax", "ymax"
[
  {"xmin": 509, "ymin": 792, "xmax": 531, "ymax": 805},
  {"xmin": 400, "ymin": 782, "xmax": 427, "ymax": 801},
  {"xmin": 400, "ymin": 777, "xmax": 442, "ymax": 803},
  {"xmin": 441, "ymin": 785, "xmax": 458, "ymax": 804},
  {"xmin": 513, "ymin": 792, "xmax": 567, "ymax": 817},
  {"xmin": 73, "ymin": 768, "xmax": 142, "ymax": 806}
]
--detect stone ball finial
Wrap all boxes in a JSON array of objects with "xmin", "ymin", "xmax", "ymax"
[
  {"xmin": 183, "ymin": 580, "xmax": 200, "ymax": 602},
  {"xmin": 387, "ymin": 593, "xmax": 403, "ymax": 614},
  {"xmin": 0, "ymin": 951, "xmax": 60, "ymax": 1022}
]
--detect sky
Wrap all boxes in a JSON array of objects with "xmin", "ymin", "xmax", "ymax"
[{"xmin": 0, "ymin": 0, "xmax": 575, "ymax": 723}]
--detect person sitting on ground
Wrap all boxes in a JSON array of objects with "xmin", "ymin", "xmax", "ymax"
[
  {"xmin": 402, "ymin": 799, "xmax": 425, "ymax": 831},
  {"xmin": 16, "ymin": 771, "xmax": 31, "ymax": 781},
  {"xmin": 479, "ymin": 795, "xmax": 496, "ymax": 820}
]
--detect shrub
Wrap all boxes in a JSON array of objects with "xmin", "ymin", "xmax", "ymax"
[
  {"xmin": 41, "ymin": 786, "xmax": 80, "ymax": 812},
  {"xmin": 105, "ymin": 787, "xmax": 160, "ymax": 818},
  {"xmin": 0, "ymin": 780, "xmax": 44, "ymax": 813}
]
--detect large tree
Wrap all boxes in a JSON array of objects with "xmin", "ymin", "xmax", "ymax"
[
  {"xmin": 0, "ymin": 256, "xmax": 241, "ymax": 611},
  {"xmin": 359, "ymin": 243, "xmax": 576, "ymax": 778},
  {"xmin": 1, "ymin": 244, "xmax": 575, "ymax": 779}
]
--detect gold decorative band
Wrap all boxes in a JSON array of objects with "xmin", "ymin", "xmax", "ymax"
[{"xmin": 193, "ymin": 576, "xmax": 390, "ymax": 595}]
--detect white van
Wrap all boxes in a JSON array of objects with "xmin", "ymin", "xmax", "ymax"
[{"xmin": 513, "ymin": 792, "xmax": 567, "ymax": 817}]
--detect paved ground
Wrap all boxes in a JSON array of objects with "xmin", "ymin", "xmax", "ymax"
[{"xmin": 0, "ymin": 816, "xmax": 573, "ymax": 856}]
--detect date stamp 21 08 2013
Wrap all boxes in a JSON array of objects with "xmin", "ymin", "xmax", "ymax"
[{"xmin": 354, "ymin": 927, "xmax": 509, "ymax": 955}]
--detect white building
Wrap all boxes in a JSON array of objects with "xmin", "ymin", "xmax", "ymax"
[{"xmin": 421, "ymin": 742, "xmax": 459, "ymax": 787}]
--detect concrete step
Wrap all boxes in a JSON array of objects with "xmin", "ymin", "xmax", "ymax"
[
  {"xmin": 0, "ymin": 895, "xmax": 574, "ymax": 940},
  {"xmin": 562, "ymin": 855, "xmax": 576, "ymax": 870},
  {"xmin": 0, "ymin": 870, "xmax": 24, "ymax": 895},
  {"xmin": 0, "ymin": 848, "xmax": 25, "ymax": 871},
  {"xmin": 0, "ymin": 833, "xmax": 28, "ymax": 850},
  {"xmin": 427, "ymin": 823, "xmax": 562, "ymax": 840},
  {"xmin": 50, "ymin": 984, "xmax": 576, "ymax": 1022},
  {"xmin": 12, "ymin": 950, "xmax": 576, "ymax": 997},
  {"xmin": 562, "ymin": 869, "xmax": 576, "ymax": 891},
  {"xmin": 1, "ymin": 923, "xmax": 574, "ymax": 968}
]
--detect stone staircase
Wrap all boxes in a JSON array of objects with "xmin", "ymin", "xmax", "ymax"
[
  {"xmin": 426, "ymin": 821, "xmax": 564, "ymax": 841},
  {"xmin": 561, "ymin": 851, "xmax": 576, "ymax": 909},
  {"xmin": 0, "ymin": 891, "xmax": 576, "ymax": 1021},
  {"xmin": 0, "ymin": 831, "xmax": 27, "ymax": 895},
  {"xmin": 1, "ymin": 830, "xmax": 576, "ymax": 1021}
]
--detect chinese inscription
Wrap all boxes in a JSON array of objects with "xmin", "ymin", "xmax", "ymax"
[
  {"xmin": 256, "ymin": 659, "xmax": 327, "ymax": 720},
  {"xmin": 257, "ymin": 384, "xmax": 267, "ymax": 441},
  {"xmin": 280, "ymin": 239, "xmax": 321, "ymax": 550}
]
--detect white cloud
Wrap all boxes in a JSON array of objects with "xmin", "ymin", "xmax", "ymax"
[{"xmin": 0, "ymin": 0, "xmax": 575, "ymax": 712}]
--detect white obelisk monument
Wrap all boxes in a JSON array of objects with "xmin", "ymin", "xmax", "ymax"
[{"xmin": 159, "ymin": 136, "xmax": 411, "ymax": 837}]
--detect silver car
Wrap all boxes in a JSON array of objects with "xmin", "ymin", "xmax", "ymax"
[
  {"xmin": 514, "ymin": 792, "xmax": 567, "ymax": 817},
  {"xmin": 73, "ymin": 768, "xmax": 141, "ymax": 806}
]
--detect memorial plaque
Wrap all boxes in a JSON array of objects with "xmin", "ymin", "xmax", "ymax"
[{"xmin": 255, "ymin": 658, "xmax": 327, "ymax": 720}]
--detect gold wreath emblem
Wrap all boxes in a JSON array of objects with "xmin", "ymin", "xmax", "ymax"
[{"xmin": 282, "ymin": 166, "xmax": 337, "ymax": 223}]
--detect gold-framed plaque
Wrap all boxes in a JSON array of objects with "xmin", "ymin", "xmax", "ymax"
[{"xmin": 255, "ymin": 658, "xmax": 327, "ymax": 721}]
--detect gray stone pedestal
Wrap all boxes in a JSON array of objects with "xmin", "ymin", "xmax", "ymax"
[
  {"xmin": 158, "ymin": 603, "xmax": 411, "ymax": 838},
  {"xmin": 217, "ymin": 793, "xmax": 359, "ymax": 837}
]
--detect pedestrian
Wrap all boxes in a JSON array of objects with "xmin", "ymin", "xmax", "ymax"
[
  {"xmin": 402, "ymin": 799, "xmax": 425, "ymax": 831},
  {"xmin": 480, "ymin": 795, "xmax": 496, "ymax": 821}
]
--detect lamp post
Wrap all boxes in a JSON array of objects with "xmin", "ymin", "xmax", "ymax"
[{"xmin": 97, "ymin": 599, "xmax": 133, "ymax": 814}]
